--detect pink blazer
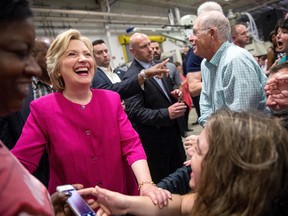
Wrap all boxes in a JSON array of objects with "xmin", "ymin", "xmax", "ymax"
[{"xmin": 12, "ymin": 89, "xmax": 146, "ymax": 194}]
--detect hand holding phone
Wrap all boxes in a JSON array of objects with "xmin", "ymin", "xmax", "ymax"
[{"xmin": 56, "ymin": 184, "xmax": 96, "ymax": 216}]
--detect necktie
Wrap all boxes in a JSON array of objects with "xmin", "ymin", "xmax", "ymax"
[
  {"xmin": 153, "ymin": 77, "xmax": 171, "ymax": 102},
  {"xmin": 148, "ymin": 62, "xmax": 171, "ymax": 102}
]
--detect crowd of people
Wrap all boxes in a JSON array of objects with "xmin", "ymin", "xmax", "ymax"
[
  {"xmin": 79, "ymin": 109, "xmax": 288, "ymax": 216},
  {"xmin": 1, "ymin": 0, "xmax": 288, "ymax": 215}
]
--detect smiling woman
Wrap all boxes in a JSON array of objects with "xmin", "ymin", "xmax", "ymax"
[
  {"xmin": 47, "ymin": 29, "xmax": 94, "ymax": 92},
  {"xmin": 0, "ymin": 15, "xmax": 41, "ymax": 115},
  {"xmin": 11, "ymin": 29, "xmax": 171, "ymax": 207},
  {"xmin": 0, "ymin": 0, "xmax": 54, "ymax": 215},
  {"xmin": 57, "ymin": 38, "xmax": 95, "ymax": 104}
]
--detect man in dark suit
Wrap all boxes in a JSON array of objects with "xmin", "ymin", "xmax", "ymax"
[
  {"xmin": 150, "ymin": 41, "xmax": 182, "ymax": 89},
  {"xmin": 91, "ymin": 39, "xmax": 170, "ymax": 100},
  {"xmin": 124, "ymin": 33, "xmax": 187, "ymax": 183},
  {"xmin": 0, "ymin": 86, "xmax": 33, "ymax": 149}
]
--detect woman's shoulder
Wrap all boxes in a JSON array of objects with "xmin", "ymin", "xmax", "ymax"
[
  {"xmin": 30, "ymin": 92, "xmax": 62, "ymax": 106},
  {"xmin": 91, "ymin": 88, "xmax": 120, "ymax": 99}
]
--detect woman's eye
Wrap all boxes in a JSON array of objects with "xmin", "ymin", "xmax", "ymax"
[
  {"xmin": 67, "ymin": 52, "xmax": 76, "ymax": 56},
  {"xmin": 15, "ymin": 50, "xmax": 28, "ymax": 60}
]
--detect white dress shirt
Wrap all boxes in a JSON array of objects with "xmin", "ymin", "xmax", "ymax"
[{"xmin": 99, "ymin": 66, "xmax": 121, "ymax": 84}]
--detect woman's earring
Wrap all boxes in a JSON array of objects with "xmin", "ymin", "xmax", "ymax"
[{"xmin": 58, "ymin": 73, "xmax": 61, "ymax": 77}]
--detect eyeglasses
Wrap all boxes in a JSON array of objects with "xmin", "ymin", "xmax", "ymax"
[{"xmin": 191, "ymin": 28, "xmax": 211, "ymax": 36}]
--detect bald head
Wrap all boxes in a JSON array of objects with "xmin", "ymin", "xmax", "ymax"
[
  {"xmin": 129, "ymin": 33, "xmax": 153, "ymax": 63},
  {"xmin": 129, "ymin": 33, "xmax": 148, "ymax": 48}
]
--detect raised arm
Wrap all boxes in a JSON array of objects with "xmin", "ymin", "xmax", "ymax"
[
  {"xmin": 78, "ymin": 186, "xmax": 196, "ymax": 216},
  {"xmin": 131, "ymin": 159, "xmax": 172, "ymax": 208}
]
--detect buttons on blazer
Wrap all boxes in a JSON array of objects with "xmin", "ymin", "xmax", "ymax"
[
  {"xmin": 80, "ymin": 105, "xmax": 85, "ymax": 110},
  {"xmin": 85, "ymin": 130, "xmax": 91, "ymax": 135},
  {"xmin": 91, "ymin": 156, "xmax": 98, "ymax": 161}
]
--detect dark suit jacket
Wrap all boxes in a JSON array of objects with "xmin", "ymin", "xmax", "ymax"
[
  {"xmin": 0, "ymin": 84, "xmax": 32, "ymax": 148},
  {"xmin": 123, "ymin": 59, "xmax": 185, "ymax": 155},
  {"xmin": 157, "ymin": 165, "xmax": 192, "ymax": 195},
  {"xmin": 91, "ymin": 67, "xmax": 143, "ymax": 100},
  {"xmin": 0, "ymin": 84, "xmax": 49, "ymax": 187}
]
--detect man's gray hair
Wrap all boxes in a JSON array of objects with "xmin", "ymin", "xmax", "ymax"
[
  {"xmin": 198, "ymin": 11, "xmax": 230, "ymax": 42},
  {"xmin": 197, "ymin": 1, "xmax": 224, "ymax": 16}
]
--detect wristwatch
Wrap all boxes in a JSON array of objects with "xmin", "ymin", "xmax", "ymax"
[{"xmin": 140, "ymin": 69, "xmax": 147, "ymax": 80}]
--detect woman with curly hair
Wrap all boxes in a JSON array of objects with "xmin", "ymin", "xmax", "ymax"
[{"xmin": 79, "ymin": 109, "xmax": 288, "ymax": 216}]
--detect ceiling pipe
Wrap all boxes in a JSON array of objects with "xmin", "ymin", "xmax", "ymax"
[
  {"xmin": 31, "ymin": 7, "xmax": 168, "ymax": 21},
  {"xmin": 239, "ymin": 0, "xmax": 279, "ymax": 13}
]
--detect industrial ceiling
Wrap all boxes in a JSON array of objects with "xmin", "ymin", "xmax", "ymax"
[{"xmin": 31, "ymin": 0, "xmax": 287, "ymax": 38}]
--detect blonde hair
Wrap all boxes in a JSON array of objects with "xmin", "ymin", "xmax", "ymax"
[
  {"xmin": 47, "ymin": 29, "xmax": 93, "ymax": 91},
  {"xmin": 191, "ymin": 109, "xmax": 288, "ymax": 216}
]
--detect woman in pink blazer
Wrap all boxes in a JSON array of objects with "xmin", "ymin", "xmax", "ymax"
[{"xmin": 12, "ymin": 29, "xmax": 170, "ymax": 207}]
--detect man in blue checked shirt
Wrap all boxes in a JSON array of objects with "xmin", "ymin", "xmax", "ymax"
[{"xmin": 190, "ymin": 11, "xmax": 270, "ymax": 126}]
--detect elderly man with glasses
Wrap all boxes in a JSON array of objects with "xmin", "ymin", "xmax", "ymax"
[{"xmin": 190, "ymin": 11, "xmax": 269, "ymax": 126}]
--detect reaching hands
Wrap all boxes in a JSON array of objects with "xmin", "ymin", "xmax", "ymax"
[
  {"xmin": 265, "ymin": 73, "xmax": 288, "ymax": 110},
  {"xmin": 78, "ymin": 184, "xmax": 173, "ymax": 216},
  {"xmin": 145, "ymin": 58, "xmax": 170, "ymax": 79},
  {"xmin": 78, "ymin": 186, "xmax": 175, "ymax": 216},
  {"xmin": 168, "ymin": 102, "xmax": 186, "ymax": 119},
  {"xmin": 170, "ymin": 89, "xmax": 183, "ymax": 102},
  {"xmin": 51, "ymin": 184, "xmax": 84, "ymax": 216},
  {"xmin": 183, "ymin": 135, "xmax": 199, "ymax": 166},
  {"xmin": 139, "ymin": 183, "xmax": 172, "ymax": 208},
  {"xmin": 78, "ymin": 186, "xmax": 134, "ymax": 216},
  {"xmin": 51, "ymin": 191, "xmax": 72, "ymax": 216},
  {"xmin": 184, "ymin": 135, "xmax": 198, "ymax": 151}
]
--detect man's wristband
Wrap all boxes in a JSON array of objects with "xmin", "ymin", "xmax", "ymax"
[{"xmin": 140, "ymin": 69, "xmax": 147, "ymax": 80}]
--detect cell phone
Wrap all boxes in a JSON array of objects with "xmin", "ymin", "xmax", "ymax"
[{"xmin": 56, "ymin": 184, "xmax": 96, "ymax": 216}]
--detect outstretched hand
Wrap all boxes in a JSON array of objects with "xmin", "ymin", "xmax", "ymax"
[
  {"xmin": 168, "ymin": 102, "xmax": 186, "ymax": 119},
  {"xmin": 265, "ymin": 73, "xmax": 288, "ymax": 110},
  {"xmin": 51, "ymin": 191, "xmax": 72, "ymax": 216},
  {"xmin": 184, "ymin": 135, "xmax": 198, "ymax": 151},
  {"xmin": 140, "ymin": 183, "xmax": 172, "ymax": 208},
  {"xmin": 183, "ymin": 135, "xmax": 199, "ymax": 166},
  {"xmin": 145, "ymin": 58, "xmax": 170, "ymax": 79},
  {"xmin": 170, "ymin": 89, "xmax": 183, "ymax": 102},
  {"xmin": 52, "ymin": 184, "xmax": 84, "ymax": 216},
  {"xmin": 78, "ymin": 186, "xmax": 130, "ymax": 216}
]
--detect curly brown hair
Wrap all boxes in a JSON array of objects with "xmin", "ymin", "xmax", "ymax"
[{"xmin": 191, "ymin": 109, "xmax": 288, "ymax": 216}]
